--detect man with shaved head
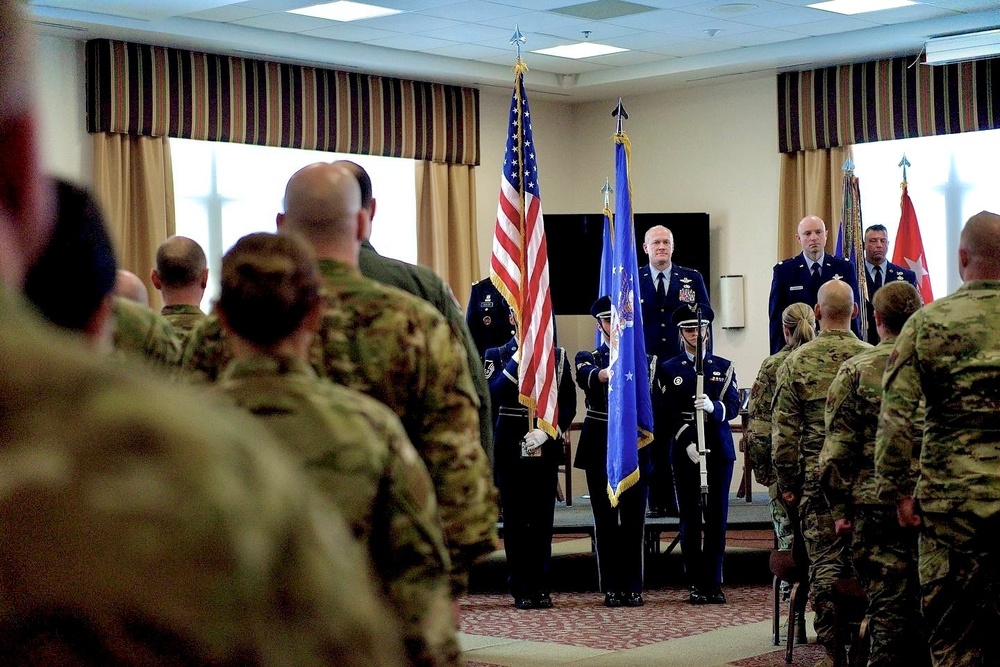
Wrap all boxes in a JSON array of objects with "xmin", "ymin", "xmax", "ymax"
[
  {"xmin": 768, "ymin": 215, "xmax": 860, "ymax": 353},
  {"xmin": 183, "ymin": 162, "xmax": 499, "ymax": 597},
  {"xmin": 152, "ymin": 235, "xmax": 208, "ymax": 335},
  {"xmin": 772, "ymin": 278, "xmax": 870, "ymax": 667},
  {"xmin": 876, "ymin": 211, "xmax": 1000, "ymax": 667}
]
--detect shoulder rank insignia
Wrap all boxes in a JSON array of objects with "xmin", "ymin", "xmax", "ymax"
[{"xmin": 484, "ymin": 359, "xmax": 495, "ymax": 379}]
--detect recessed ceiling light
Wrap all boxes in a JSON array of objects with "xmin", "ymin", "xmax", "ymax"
[
  {"xmin": 532, "ymin": 42, "xmax": 629, "ymax": 59},
  {"xmin": 288, "ymin": 1, "xmax": 402, "ymax": 22},
  {"xmin": 807, "ymin": 0, "xmax": 915, "ymax": 15}
]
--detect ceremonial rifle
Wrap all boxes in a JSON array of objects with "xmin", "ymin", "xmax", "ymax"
[{"xmin": 695, "ymin": 306, "xmax": 709, "ymax": 508}]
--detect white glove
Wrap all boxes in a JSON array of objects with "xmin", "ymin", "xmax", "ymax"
[
  {"xmin": 694, "ymin": 394, "xmax": 715, "ymax": 414},
  {"xmin": 522, "ymin": 428, "xmax": 547, "ymax": 452},
  {"xmin": 685, "ymin": 443, "xmax": 700, "ymax": 464}
]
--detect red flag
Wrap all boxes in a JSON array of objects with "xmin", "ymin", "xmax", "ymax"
[
  {"xmin": 892, "ymin": 183, "xmax": 933, "ymax": 303},
  {"xmin": 490, "ymin": 61, "xmax": 558, "ymax": 437}
]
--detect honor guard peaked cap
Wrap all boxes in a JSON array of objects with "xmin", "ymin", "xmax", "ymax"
[
  {"xmin": 672, "ymin": 303, "xmax": 714, "ymax": 328},
  {"xmin": 590, "ymin": 295, "xmax": 612, "ymax": 320}
]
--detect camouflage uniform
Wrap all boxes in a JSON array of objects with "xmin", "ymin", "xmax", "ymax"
[
  {"xmin": 160, "ymin": 303, "xmax": 206, "ymax": 340},
  {"xmin": 875, "ymin": 279, "xmax": 1000, "ymax": 667},
  {"xmin": 746, "ymin": 346, "xmax": 794, "ymax": 550},
  {"xmin": 772, "ymin": 329, "xmax": 870, "ymax": 655},
  {"xmin": 359, "ymin": 240, "xmax": 494, "ymax": 466},
  {"xmin": 820, "ymin": 337, "xmax": 928, "ymax": 667},
  {"xmin": 217, "ymin": 354, "xmax": 459, "ymax": 667},
  {"xmin": 0, "ymin": 289, "xmax": 404, "ymax": 666},
  {"xmin": 113, "ymin": 296, "xmax": 182, "ymax": 368},
  {"xmin": 183, "ymin": 258, "xmax": 498, "ymax": 594}
]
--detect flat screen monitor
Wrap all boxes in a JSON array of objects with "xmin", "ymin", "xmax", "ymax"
[{"xmin": 542, "ymin": 212, "xmax": 710, "ymax": 315}]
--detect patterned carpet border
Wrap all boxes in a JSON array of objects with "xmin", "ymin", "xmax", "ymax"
[{"xmin": 460, "ymin": 584, "xmax": 773, "ymax": 651}]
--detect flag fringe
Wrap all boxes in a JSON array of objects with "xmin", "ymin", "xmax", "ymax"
[{"xmin": 607, "ymin": 467, "xmax": 641, "ymax": 508}]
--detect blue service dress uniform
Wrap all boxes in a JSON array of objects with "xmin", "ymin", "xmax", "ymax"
[
  {"xmin": 487, "ymin": 339, "xmax": 577, "ymax": 606},
  {"xmin": 654, "ymin": 352, "xmax": 739, "ymax": 597},
  {"xmin": 574, "ymin": 343, "xmax": 654, "ymax": 598},
  {"xmin": 466, "ymin": 278, "xmax": 513, "ymax": 359},
  {"xmin": 767, "ymin": 252, "xmax": 860, "ymax": 354},
  {"xmin": 638, "ymin": 264, "xmax": 709, "ymax": 517},
  {"xmin": 863, "ymin": 261, "xmax": 917, "ymax": 344}
]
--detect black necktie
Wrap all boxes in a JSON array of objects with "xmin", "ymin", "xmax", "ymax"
[
  {"xmin": 656, "ymin": 273, "xmax": 666, "ymax": 300},
  {"xmin": 873, "ymin": 266, "xmax": 883, "ymax": 289},
  {"xmin": 811, "ymin": 263, "xmax": 822, "ymax": 285}
]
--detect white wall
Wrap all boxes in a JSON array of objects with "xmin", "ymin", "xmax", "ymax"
[{"xmin": 35, "ymin": 35, "xmax": 91, "ymax": 186}]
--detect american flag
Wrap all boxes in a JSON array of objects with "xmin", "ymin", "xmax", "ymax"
[{"xmin": 490, "ymin": 62, "xmax": 558, "ymax": 437}]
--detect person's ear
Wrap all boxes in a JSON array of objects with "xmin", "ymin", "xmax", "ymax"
[
  {"xmin": 150, "ymin": 269, "xmax": 162, "ymax": 290},
  {"xmin": 200, "ymin": 268, "xmax": 208, "ymax": 289}
]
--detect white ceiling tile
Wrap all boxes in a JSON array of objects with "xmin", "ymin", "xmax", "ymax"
[
  {"xmin": 235, "ymin": 0, "xmax": 316, "ymax": 10},
  {"xmin": 421, "ymin": 42, "xmax": 516, "ymax": 60},
  {"xmin": 858, "ymin": 4, "xmax": 961, "ymax": 25},
  {"xmin": 709, "ymin": 26, "xmax": 803, "ymax": 46},
  {"xmin": 786, "ymin": 16, "xmax": 881, "ymax": 36},
  {"xmin": 728, "ymin": 7, "xmax": 828, "ymax": 28},
  {"xmin": 232, "ymin": 11, "xmax": 334, "ymax": 31},
  {"xmin": 587, "ymin": 48, "xmax": 674, "ymax": 65},
  {"xmin": 608, "ymin": 30, "xmax": 705, "ymax": 49},
  {"xmin": 352, "ymin": 12, "xmax": 462, "ymax": 31},
  {"xmin": 477, "ymin": 10, "xmax": 593, "ymax": 32},
  {"xmin": 300, "ymin": 23, "xmax": 401, "ymax": 40},
  {"xmin": 642, "ymin": 37, "xmax": 735, "ymax": 55},
  {"xmin": 419, "ymin": 23, "xmax": 513, "ymax": 44},
  {"xmin": 416, "ymin": 0, "xmax": 522, "ymax": 21},
  {"xmin": 363, "ymin": 33, "xmax": 462, "ymax": 50},
  {"xmin": 673, "ymin": 0, "xmax": 792, "ymax": 19},
  {"xmin": 602, "ymin": 8, "xmax": 710, "ymax": 29},
  {"xmin": 37, "ymin": 0, "xmax": 241, "ymax": 20},
  {"xmin": 519, "ymin": 53, "xmax": 610, "ymax": 74},
  {"xmin": 539, "ymin": 22, "xmax": 646, "ymax": 41},
  {"xmin": 183, "ymin": 5, "xmax": 271, "ymax": 21}
]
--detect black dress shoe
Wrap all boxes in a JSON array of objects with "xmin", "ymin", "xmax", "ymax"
[
  {"xmin": 514, "ymin": 597, "xmax": 534, "ymax": 610},
  {"xmin": 688, "ymin": 587, "xmax": 707, "ymax": 605},
  {"xmin": 705, "ymin": 588, "xmax": 727, "ymax": 604},
  {"xmin": 622, "ymin": 592, "xmax": 644, "ymax": 607},
  {"xmin": 534, "ymin": 593, "xmax": 552, "ymax": 609},
  {"xmin": 604, "ymin": 592, "xmax": 622, "ymax": 608}
]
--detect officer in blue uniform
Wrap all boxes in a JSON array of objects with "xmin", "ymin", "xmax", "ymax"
[
  {"xmin": 654, "ymin": 304, "xmax": 739, "ymax": 605},
  {"xmin": 768, "ymin": 215, "xmax": 860, "ymax": 353},
  {"xmin": 467, "ymin": 278, "xmax": 514, "ymax": 359},
  {"xmin": 486, "ymin": 321, "xmax": 576, "ymax": 610},
  {"xmin": 861, "ymin": 224, "xmax": 918, "ymax": 344},
  {"xmin": 639, "ymin": 225, "xmax": 709, "ymax": 518},
  {"xmin": 574, "ymin": 296, "xmax": 654, "ymax": 608}
]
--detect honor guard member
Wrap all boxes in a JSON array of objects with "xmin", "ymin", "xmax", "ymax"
[
  {"xmin": 639, "ymin": 225, "xmax": 709, "ymax": 517},
  {"xmin": 467, "ymin": 277, "xmax": 514, "ymax": 359},
  {"xmin": 487, "ymin": 322, "xmax": 576, "ymax": 610},
  {"xmin": 861, "ymin": 224, "xmax": 918, "ymax": 345},
  {"xmin": 574, "ymin": 295, "xmax": 653, "ymax": 607},
  {"xmin": 654, "ymin": 304, "xmax": 739, "ymax": 605},
  {"xmin": 768, "ymin": 215, "xmax": 860, "ymax": 353}
]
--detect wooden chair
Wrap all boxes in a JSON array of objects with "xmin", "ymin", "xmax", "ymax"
[{"xmin": 769, "ymin": 549, "xmax": 809, "ymax": 664}]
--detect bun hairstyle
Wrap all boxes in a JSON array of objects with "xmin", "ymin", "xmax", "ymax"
[
  {"xmin": 872, "ymin": 281, "xmax": 921, "ymax": 336},
  {"xmin": 219, "ymin": 232, "xmax": 322, "ymax": 347},
  {"xmin": 781, "ymin": 302, "xmax": 817, "ymax": 349}
]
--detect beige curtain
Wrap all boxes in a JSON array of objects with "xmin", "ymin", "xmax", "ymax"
[
  {"xmin": 777, "ymin": 145, "xmax": 851, "ymax": 259},
  {"xmin": 415, "ymin": 161, "xmax": 479, "ymax": 309},
  {"xmin": 91, "ymin": 133, "xmax": 175, "ymax": 310}
]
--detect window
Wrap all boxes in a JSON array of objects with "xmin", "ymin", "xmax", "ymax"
[
  {"xmin": 170, "ymin": 138, "xmax": 416, "ymax": 312},
  {"xmin": 852, "ymin": 128, "xmax": 1000, "ymax": 298}
]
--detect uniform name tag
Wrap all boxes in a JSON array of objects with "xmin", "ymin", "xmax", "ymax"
[{"xmin": 790, "ymin": 285, "xmax": 804, "ymax": 291}]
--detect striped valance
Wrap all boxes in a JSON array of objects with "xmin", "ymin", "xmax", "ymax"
[
  {"xmin": 778, "ymin": 55, "xmax": 1000, "ymax": 153},
  {"xmin": 86, "ymin": 39, "xmax": 480, "ymax": 166}
]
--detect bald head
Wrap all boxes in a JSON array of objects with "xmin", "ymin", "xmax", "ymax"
[
  {"xmin": 796, "ymin": 215, "xmax": 828, "ymax": 261},
  {"xmin": 958, "ymin": 211, "xmax": 1000, "ymax": 281},
  {"xmin": 115, "ymin": 270, "xmax": 149, "ymax": 307},
  {"xmin": 277, "ymin": 163, "xmax": 367, "ymax": 262},
  {"xmin": 816, "ymin": 279, "xmax": 856, "ymax": 329}
]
